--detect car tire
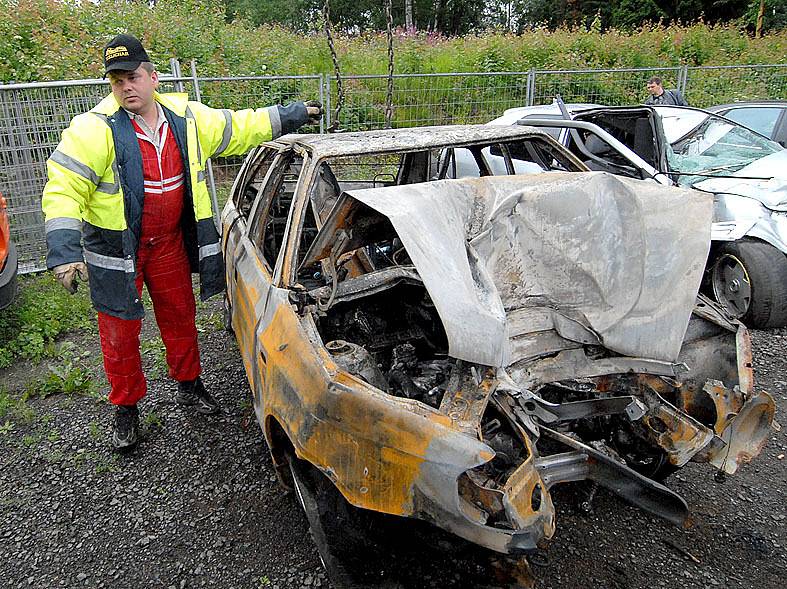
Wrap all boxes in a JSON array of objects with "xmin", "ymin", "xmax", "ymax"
[
  {"xmin": 711, "ymin": 240, "xmax": 787, "ymax": 329},
  {"xmin": 288, "ymin": 455, "xmax": 375, "ymax": 589},
  {"xmin": 625, "ymin": 449, "xmax": 679, "ymax": 482},
  {"xmin": 0, "ymin": 240, "xmax": 18, "ymax": 310}
]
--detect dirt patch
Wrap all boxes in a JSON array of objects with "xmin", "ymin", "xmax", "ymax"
[{"xmin": 1, "ymin": 297, "xmax": 785, "ymax": 588}]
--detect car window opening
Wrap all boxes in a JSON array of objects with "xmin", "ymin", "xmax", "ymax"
[
  {"xmin": 234, "ymin": 147, "xmax": 279, "ymax": 219},
  {"xmin": 571, "ymin": 112, "xmax": 660, "ymax": 177},
  {"xmin": 249, "ymin": 151, "xmax": 303, "ymax": 270}
]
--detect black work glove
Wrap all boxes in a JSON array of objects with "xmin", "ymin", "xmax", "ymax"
[
  {"xmin": 305, "ymin": 100, "xmax": 323, "ymax": 125},
  {"xmin": 277, "ymin": 101, "xmax": 324, "ymax": 136}
]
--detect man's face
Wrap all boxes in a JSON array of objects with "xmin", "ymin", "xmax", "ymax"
[
  {"xmin": 646, "ymin": 82, "xmax": 663, "ymax": 96},
  {"xmin": 108, "ymin": 65, "xmax": 159, "ymax": 113}
]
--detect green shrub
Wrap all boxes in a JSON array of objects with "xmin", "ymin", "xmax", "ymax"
[
  {"xmin": 0, "ymin": 386, "xmax": 35, "ymax": 422},
  {"xmin": 0, "ymin": 1, "xmax": 784, "ymax": 84},
  {"xmin": 0, "ymin": 273, "xmax": 94, "ymax": 369},
  {"xmin": 25, "ymin": 361, "xmax": 94, "ymax": 398}
]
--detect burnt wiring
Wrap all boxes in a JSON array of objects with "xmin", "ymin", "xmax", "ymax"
[{"xmin": 317, "ymin": 230, "xmax": 350, "ymax": 311}]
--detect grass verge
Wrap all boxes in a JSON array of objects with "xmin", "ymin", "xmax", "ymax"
[{"xmin": 0, "ymin": 273, "xmax": 95, "ymax": 369}]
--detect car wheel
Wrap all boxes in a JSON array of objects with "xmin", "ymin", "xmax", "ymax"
[
  {"xmin": 711, "ymin": 240, "xmax": 787, "ymax": 329},
  {"xmin": 0, "ymin": 240, "xmax": 18, "ymax": 310},
  {"xmin": 288, "ymin": 455, "xmax": 374, "ymax": 589},
  {"xmin": 222, "ymin": 293, "xmax": 234, "ymax": 335},
  {"xmin": 624, "ymin": 448, "xmax": 679, "ymax": 482}
]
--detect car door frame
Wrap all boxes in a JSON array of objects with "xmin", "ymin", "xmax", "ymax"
[
  {"xmin": 223, "ymin": 145, "xmax": 282, "ymax": 313},
  {"xmin": 517, "ymin": 118, "xmax": 672, "ymax": 185},
  {"xmin": 229, "ymin": 146, "xmax": 308, "ymax": 399}
]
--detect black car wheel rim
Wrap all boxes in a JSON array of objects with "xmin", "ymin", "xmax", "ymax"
[{"xmin": 712, "ymin": 253, "xmax": 751, "ymax": 318}]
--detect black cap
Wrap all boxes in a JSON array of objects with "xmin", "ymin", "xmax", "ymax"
[{"xmin": 103, "ymin": 34, "xmax": 151, "ymax": 76}]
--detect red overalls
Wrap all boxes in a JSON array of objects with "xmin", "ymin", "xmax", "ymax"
[{"xmin": 98, "ymin": 113, "xmax": 201, "ymax": 406}]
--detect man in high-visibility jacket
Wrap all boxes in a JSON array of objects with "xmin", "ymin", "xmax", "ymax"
[{"xmin": 42, "ymin": 34, "xmax": 322, "ymax": 450}]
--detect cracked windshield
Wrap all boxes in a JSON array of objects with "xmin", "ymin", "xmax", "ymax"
[{"xmin": 667, "ymin": 114, "xmax": 782, "ymax": 186}]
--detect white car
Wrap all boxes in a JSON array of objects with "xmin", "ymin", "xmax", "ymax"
[{"xmin": 489, "ymin": 102, "xmax": 787, "ymax": 329}]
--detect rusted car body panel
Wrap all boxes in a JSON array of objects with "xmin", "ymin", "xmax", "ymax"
[{"xmin": 221, "ymin": 126, "xmax": 775, "ymax": 555}]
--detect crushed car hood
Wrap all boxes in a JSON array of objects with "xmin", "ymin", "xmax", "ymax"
[
  {"xmin": 305, "ymin": 172, "xmax": 713, "ymax": 367},
  {"xmin": 693, "ymin": 150, "xmax": 787, "ymax": 211}
]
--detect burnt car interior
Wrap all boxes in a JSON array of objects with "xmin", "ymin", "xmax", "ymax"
[
  {"xmin": 293, "ymin": 139, "xmax": 580, "ymax": 290},
  {"xmin": 303, "ymin": 234, "xmax": 747, "ymax": 476}
]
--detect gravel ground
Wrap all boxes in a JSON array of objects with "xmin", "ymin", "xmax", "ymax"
[{"xmin": 1, "ymin": 298, "xmax": 785, "ymax": 589}]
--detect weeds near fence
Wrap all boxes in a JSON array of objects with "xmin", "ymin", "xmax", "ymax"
[
  {"xmin": 0, "ymin": 273, "xmax": 94, "ymax": 369},
  {"xmin": 2, "ymin": 1, "xmax": 785, "ymax": 83}
]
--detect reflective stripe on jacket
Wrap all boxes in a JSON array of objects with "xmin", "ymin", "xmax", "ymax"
[{"xmin": 42, "ymin": 92, "xmax": 308, "ymax": 319}]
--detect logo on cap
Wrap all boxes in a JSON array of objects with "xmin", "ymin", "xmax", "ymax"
[{"xmin": 105, "ymin": 46, "xmax": 130, "ymax": 61}]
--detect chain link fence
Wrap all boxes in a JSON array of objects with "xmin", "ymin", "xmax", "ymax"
[
  {"xmin": 326, "ymin": 67, "xmax": 688, "ymax": 131},
  {"xmin": 325, "ymin": 72, "xmax": 532, "ymax": 130},
  {"xmin": 1, "ymin": 80, "xmax": 118, "ymax": 273},
  {"xmin": 195, "ymin": 75, "xmax": 323, "ymax": 208},
  {"xmin": 684, "ymin": 64, "xmax": 787, "ymax": 108},
  {"xmin": 1, "ymin": 64, "xmax": 784, "ymax": 273},
  {"xmin": 529, "ymin": 67, "xmax": 684, "ymax": 108}
]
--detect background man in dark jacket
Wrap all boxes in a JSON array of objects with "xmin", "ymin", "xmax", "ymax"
[{"xmin": 644, "ymin": 76, "xmax": 688, "ymax": 106}]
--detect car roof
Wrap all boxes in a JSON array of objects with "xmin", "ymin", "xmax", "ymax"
[
  {"xmin": 708, "ymin": 101, "xmax": 787, "ymax": 111},
  {"xmin": 265, "ymin": 124, "xmax": 557, "ymax": 158},
  {"xmin": 491, "ymin": 103, "xmax": 601, "ymax": 125}
]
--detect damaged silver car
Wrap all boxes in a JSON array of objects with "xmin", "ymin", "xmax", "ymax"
[
  {"xmin": 221, "ymin": 125, "xmax": 776, "ymax": 585},
  {"xmin": 491, "ymin": 103, "xmax": 787, "ymax": 328}
]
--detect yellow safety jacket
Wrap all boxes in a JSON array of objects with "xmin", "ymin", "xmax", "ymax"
[{"xmin": 42, "ymin": 91, "xmax": 308, "ymax": 319}]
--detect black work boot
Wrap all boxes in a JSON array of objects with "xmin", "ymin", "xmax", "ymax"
[
  {"xmin": 111, "ymin": 404, "xmax": 139, "ymax": 451},
  {"xmin": 176, "ymin": 377, "xmax": 220, "ymax": 415}
]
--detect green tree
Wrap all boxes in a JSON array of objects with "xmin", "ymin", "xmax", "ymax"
[
  {"xmin": 224, "ymin": 0, "xmax": 315, "ymax": 29},
  {"xmin": 742, "ymin": 0, "xmax": 787, "ymax": 33},
  {"xmin": 224, "ymin": 0, "xmax": 487, "ymax": 34},
  {"xmin": 510, "ymin": 0, "xmax": 758, "ymax": 29},
  {"xmin": 612, "ymin": 0, "xmax": 665, "ymax": 28}
]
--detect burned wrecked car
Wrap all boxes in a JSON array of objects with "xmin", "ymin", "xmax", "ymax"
[{"xmin": 221, "ymin": 126, "xmax": 775, "ymax": 579}]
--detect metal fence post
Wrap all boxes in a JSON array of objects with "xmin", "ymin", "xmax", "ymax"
[
  {"xmin": 318, "ymin": 73, "xmax": 325, "ymax": 134},
  {"xmin": 170, "ymin": 58, "xmax": 184, "ymax": 92},
  {"xmin": 677, "ymin": 65, "xmax": 689, "ymax": 95},
  {"xmin": 325, "ymin": 75, "xmax": 332, "ymax": 131},
  {"xmin": 527, "ymin": 69, "xmax": 535, "ymax": 106},
  {"xmin": 189, "ymin": 60, "xmax": 220, "ymax": 229}
]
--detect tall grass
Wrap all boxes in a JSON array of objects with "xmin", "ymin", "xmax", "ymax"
[{"xmin": 1, "ymin": 0, "xmax": 784, "ymax": 84}]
